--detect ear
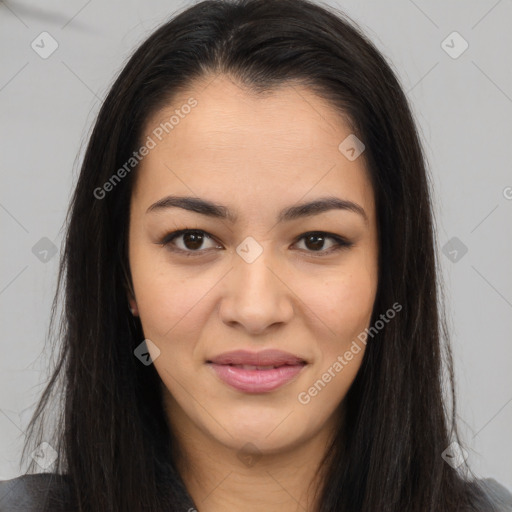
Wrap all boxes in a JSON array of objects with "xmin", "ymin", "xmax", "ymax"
[
  {"xmin": 121, "ymin": 260, "xmax": 139, "ymax": 316},
  {"xmin": 128, "ymin": 296, "xmax": 139, "ymax": 316}
]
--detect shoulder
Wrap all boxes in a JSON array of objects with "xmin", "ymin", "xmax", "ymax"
[
  {"xmin": 469, "ymin": 478, "xmax": 512, "ymax": 512},
  {"xmin": 0, "ymin": 473, "xmax": 74, "ymax": 512}
]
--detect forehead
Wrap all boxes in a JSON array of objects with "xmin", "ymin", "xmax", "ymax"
[
  {"xmin": 132, "ymin": 74, "xmax": 374, "ymax": 222},
  {"xmin": 144, "ymin": 74, "xmax": 356, "ymax": 153}
]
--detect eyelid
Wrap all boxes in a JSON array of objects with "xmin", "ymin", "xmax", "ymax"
[{"xmin": 159, "ymin": 229, "xmax": 353, "ymax": 257}]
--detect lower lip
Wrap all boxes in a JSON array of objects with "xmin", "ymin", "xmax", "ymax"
[{"xmin": 207, "ymin": 363, "xmax": 306, "ymax": 393}]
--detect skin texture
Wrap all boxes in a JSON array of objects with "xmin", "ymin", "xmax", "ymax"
[{"xmin": 127, "ymin": 74, "xmax": 379, "ymax": 511}]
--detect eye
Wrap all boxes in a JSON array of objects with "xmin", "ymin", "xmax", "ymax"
[
  {"xmin": 159, "ymin": 229, "xmax": 353, "ymax": 257},
  {"xmin": 293, "ymin": 231, "xmax": 353, "ymax": 256},
  {"xmin": 160, "ymin": 229, "xmax": 221, "ymax": 256}
]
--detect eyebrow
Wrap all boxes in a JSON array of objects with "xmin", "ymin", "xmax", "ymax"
[{"xmin": 146, "ymin": 195, "xmax": 368, "ymax": 225}]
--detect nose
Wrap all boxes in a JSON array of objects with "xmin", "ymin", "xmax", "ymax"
[{"xmin": 218, "ymin": 245, "xmax": 294, "ymax": 335}]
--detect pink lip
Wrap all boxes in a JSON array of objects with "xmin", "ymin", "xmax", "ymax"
[
  {"xmin": 207, "ymin": 349, "xmax": 306, "ymax": 366},
  {"xmin": 206, "ymin": 349, "xmax": 308, "ymax": 393}
]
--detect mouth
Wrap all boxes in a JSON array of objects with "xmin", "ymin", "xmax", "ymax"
[{"xmin": 205, "ymin": 350, "xmax": 308, "ymax": 393}]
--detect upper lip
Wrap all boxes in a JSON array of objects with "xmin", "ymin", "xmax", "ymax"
[{"xmin": 207, "ymin": 349, "xmax": 307, "ymax": 366}]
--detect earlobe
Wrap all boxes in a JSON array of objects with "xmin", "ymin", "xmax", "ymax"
[
  {"xmin": 127, "ymin": 295, "xmax": 139, "ymax": 316},
  {"xmin": 128, "ymin": 299, "xmax": 139, "ymax": 316}
]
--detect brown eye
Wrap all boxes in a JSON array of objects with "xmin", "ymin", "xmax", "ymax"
[
  {"xmin": 179, "ymin": 231, "xmax": 206, "ymax": 251},
  {"xmin": 303, "ymin": 233, "xmax": 328, "ymax": 251},
  {"xmin": 294, "ymin": 232, "xmax": 353, "ymax": 255},
  {"xmin": 161, "ymin": 229, "xmax": 220, "ymax": 255}
]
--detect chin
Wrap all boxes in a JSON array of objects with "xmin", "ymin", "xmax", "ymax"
[{"xmin": 212, "ymin": 412, "xmax": 310, "ymax": 452}]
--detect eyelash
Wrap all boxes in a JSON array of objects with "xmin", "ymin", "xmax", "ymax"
[{"xmin": 159, "ymin": 229, "xmax": 353, "ymax": 258}]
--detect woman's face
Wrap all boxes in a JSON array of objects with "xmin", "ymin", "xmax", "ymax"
[{"xmin": 127, "ymin": 74, "xmax": 378, "ymax": 454}]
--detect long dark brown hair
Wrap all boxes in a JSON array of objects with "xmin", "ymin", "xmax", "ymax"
[{"xmin": 20, "ymin": 0, "xmax": 495, "ymax": 510}]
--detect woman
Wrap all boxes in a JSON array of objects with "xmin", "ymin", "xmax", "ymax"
[{"xmin": 1, "ymin": 0, "xmax": 510, "ymax": 510}]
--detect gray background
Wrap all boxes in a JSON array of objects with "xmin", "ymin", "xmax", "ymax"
[{"xmin": 0, "ymin": 0, "xmax": 511, "ymax": 489}]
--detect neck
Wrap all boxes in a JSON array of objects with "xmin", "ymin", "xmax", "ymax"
[{"xmin": 165, "ymin": 396, "xmax": 342, "ymax": 512}]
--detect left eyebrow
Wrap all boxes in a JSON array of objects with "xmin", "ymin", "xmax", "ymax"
[{"xmin": 146, "ymin": 195, "xmax": 368, "ymax": 225}]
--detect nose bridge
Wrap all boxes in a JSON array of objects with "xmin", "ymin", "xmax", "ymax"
[
  {"xmin": 220, "ymin": 236, "xmax": 294, "ymax": 331},
  {"xmin": 233, "ymin": 235, "xmax": 280, "ymax": 297}
]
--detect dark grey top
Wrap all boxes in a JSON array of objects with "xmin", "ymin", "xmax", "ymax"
[
  {"xmin": 0, "ymin": 472, "xmax": 511, "ymax": 511},
  {"xmin": 0, "ymin": 474, "xmax": 73, "ymax": 512}
]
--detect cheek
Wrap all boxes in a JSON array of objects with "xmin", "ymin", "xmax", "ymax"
[
  {"xmin": 130, "ymin": 246, "xmax": 211, "ymax": 340},
  {"xmin": 133, "ymin": 268, "xmax": 209, "ymax": 385},
  {"xmin": 297, "ymin": 270, "xmax": 373, "ymax": 412},
  {"xmin": 304, "ymin": 265, "xmax": 377, "ymax": 342}
]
